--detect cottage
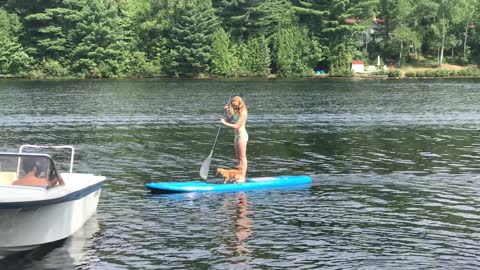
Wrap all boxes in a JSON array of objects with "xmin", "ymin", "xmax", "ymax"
[{"xmin": 351, "ymin": 60, "xmax": 365, "ymax": 73}]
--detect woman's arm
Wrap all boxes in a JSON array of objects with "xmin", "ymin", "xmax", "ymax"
[
  {"xmin": 221, "ymin": 111, "xmax": 247, "ymax": 129},
  {"xmin": 224, "ymin": 104, "xmax": 233, "ymax": 122}
]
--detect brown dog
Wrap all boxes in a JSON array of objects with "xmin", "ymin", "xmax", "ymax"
[{"xmin": 216, "ymin": 167, "xmax": 242, "ymax": 184}]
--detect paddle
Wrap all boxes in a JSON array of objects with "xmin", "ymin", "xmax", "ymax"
[{"xmin": 199, "ymin": 92, "xmax": 234, "ymax": 180}]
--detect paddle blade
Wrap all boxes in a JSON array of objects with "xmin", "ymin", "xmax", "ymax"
[{"xmin": 200, "ymin": 153, "xmax": 212, "ymax": 180}]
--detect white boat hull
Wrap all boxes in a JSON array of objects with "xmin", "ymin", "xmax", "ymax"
[{"xmin": 0, "ymin": 173, "xmax": 105, "ymax": 255}]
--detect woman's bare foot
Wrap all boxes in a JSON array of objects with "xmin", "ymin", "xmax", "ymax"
[{"xmin": 235, "ymin": 175, "xmax": 246, "ymax": 183}]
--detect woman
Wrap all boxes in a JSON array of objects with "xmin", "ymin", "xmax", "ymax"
[{"xmin": 221, "ymin": 96, "xmax": 248, "ymax": 183}]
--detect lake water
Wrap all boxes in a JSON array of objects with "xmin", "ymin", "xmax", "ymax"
[{"xmin": 1, "ymin": 78, "xmax": 480, "ymax": 269}]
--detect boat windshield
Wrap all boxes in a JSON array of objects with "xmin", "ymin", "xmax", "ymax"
[{"xmin": 0, "ymin": 154, "xmax": 63, "ymax": 188}]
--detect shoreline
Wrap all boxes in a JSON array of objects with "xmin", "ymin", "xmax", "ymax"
[
  {"xmin": 3, "ymin": 69, "xmax": 480, "ymax": 80},
  {"xmin": 3, "ymin": 76, "xmax": 480, "ymax": 81},
  {"xmin": 2, "ymin": 76, "xmax": 480, "ymax": 80}
]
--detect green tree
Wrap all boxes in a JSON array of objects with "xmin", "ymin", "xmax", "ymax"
[
  {"xmin": 378, "ymin": 0, "xmax": 423, "ymax": 62},
  {"xmin": 163, "ymin": 0, "xmax": 219, "ymax": 77},
  {"xmin": 292, "ymin": 0, "xmax": 329, "ymax": 36},
  {"xmin": 459, "ymin": 1, "xmax": 478, "ymax": 59},
  {"xmin": 437, "ymin": 0, "xmax": 477, "ymax": 62},
  {"xmin": 23, "ymin": 7, "xmax": 74, "ymax": 59},
  {"xmin": 241, "ymin": 35, "xmax": 270, "ymax": 77},
  {"xmin": 124, "ymin": 0, "xmax": 170, "ymax": 62},
  {"xmin": 272, "ymin": 26, "xmax": 324, "ymax": 77},
  {"xmin": 293, "ymin": 0, "xmax": 363, "ymax": 46},
  {"xmin": 0, "ymin": 6, "xmax": 22, "ymax": 34},
  {"xmin": 426, "ymin": 0, "xmax": 474, "ymax": 64},
  {"xmin": 214, "ymin": 0, "xmax": 293, "ymax": 40},
  {"xmin": 390, "ymin": 24, "xmax": 418, "ymax": 65},
  {"xmin": 69, "ymin": 0, "xmax": 131, "ymax": 77},
  {"xmin": 0, "ymin": 9, "xmax": 32, "ymax": 75},
  {"xmin": 210, "ymin": 28, "xmax": 236, "ymax": 76},
  {"xmin": 2, "ymin": 0, "xmax": 84, "ymax": 62},
  {"xmin": 292, "ymin": 0, "xmax": 372, "ymax": 70},
  {"xmin": 410, "ymin": 0, "xmax": 439, "ymax": 58},
  {"xmin": 329, "ymin": 41, "xmax": 355, "ymax": 76}
]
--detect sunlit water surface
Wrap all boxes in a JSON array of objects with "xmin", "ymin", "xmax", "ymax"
[{"xmin": 1, "ymin": 79, "xmax": 480, "ymax": 269}]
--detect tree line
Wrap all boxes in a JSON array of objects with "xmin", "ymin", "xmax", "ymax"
[{"xmin": 0, "ymin": 0, "xmax": 479, "ymax": 78}]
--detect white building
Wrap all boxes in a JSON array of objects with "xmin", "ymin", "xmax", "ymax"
[{"xmin": 351, "ymin": 60, "xmax": 365, "ymax": 73}]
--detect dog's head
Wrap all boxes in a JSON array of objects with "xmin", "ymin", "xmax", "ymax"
[{"xmin": 216, "ymin": 168, "xmax": 226, "ymax": 176}]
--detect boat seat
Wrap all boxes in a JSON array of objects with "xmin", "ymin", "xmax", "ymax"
[{"xmin": 0, "ymin": 172, "xmax": 17, "ymax": 185}]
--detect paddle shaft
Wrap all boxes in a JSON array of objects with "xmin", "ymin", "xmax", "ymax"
[{"xmin": 209, "ymin": 94, "xmax": 234, "ymax": 154}]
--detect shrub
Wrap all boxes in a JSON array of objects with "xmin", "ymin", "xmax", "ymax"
[
  {"xmin": 39, "ymin": 59, "xmax": 69, "ymax": 77},
  {"xmin": 466, "ymin": 68, "xmax": 480, "ymax": 76},
  {"xmin": 434, "ymin": 69, "xmax": 448, "ymax": 77},
  {"xmin": 26, "ymin": 69, "xmax": 45, "ymax": 79},
  {"xmin": 376, "ymin": 69, "xmax": 387, "ymax": 75},
  {"xmin": 404, "ymin": 71, "xmax": 415, "ymax": 77},
  {"xmin": 122, "ymin": 51, "xmax": 159, "ymax": 78},
  {"xmin": 423, "ymin": 70, "xmax": 435, "ymax": 77},
  {"xmin": 388, "ymin": 70, "xmax": 400, "ymax": 77}
]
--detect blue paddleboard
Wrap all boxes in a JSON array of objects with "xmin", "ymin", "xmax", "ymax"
[{"xmin": 145, "ymin": 175, "xmax": 312, "ymax": 194}]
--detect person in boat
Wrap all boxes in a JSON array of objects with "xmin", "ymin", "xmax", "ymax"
[
  {"xmin": 13, "ymin": 157, "xmax": 51, "ymax": 188},
  {"xmin": 221, "ymin": 96, "xmax": 248, "ymax": 183}
]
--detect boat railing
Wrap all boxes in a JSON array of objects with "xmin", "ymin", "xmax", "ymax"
[{"xmin": 19, "ymin": 145, "xmax": 74, "ymax": 174}]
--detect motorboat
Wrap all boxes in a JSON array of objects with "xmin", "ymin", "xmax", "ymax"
[
  {"xmin": 0, "ymin": 145, "xmax": 106, "ymax": 255},
  {"xmin": 0, "ymin": 216, "xmax": 100, "ymax": 267}
]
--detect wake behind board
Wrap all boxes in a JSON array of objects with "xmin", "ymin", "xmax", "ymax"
[{"xmin": 145, "ymin": 175, "xmax": 312, "ymax": 194}]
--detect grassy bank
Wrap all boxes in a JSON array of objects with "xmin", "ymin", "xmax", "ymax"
[{"xmin": 394, "ymin": 64, "xmax": 480, "ymax": 78}]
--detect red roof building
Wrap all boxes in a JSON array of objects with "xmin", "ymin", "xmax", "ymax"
[
  {"xmin": 351, "ymin": 60, "xmax": 365, "ymax": 73},
  {"xmin": 344, "ymin": 18, "xmax": 360, "ymax": 24}
]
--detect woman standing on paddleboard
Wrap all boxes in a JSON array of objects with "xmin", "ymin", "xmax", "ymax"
[{"xmin": 221, "ymin": 96, "xmax": 248, "ymax": 183}]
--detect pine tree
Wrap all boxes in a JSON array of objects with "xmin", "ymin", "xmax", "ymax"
[
  {"xmin": 124, "ymin": 0, "xmax": 170, "ymax": 61},
  {"xmin": 244, "ymin": 35, "xmax": 270, "ymax": 77},
  {"xmin": 164, "ymin": 0, "xmax": 219, "ymax": 76},
  {"xmin": 24, "ymin": 7, "xmax": 76, "ymax": 59},
  {"xmin": 293, "ymin": 0, "xmax": 367, "ymax": 46},
  {"xmin": 69, "ymin": 0, "xmax": 131, "ymax": 77},
  {"xmin": 214, "ymin": 0, "xmax": 292, "ymax": 40},
  {"xmin": 3, "ymin": 0, "xmax": 83, "ymax": 61},
  {"xmin": 272, "ymin": 26, "xmax": 324, "ymax": 77},
  {"xmin": 0, "ymin": 9, "xmax": 32, "ymax": 75},
  {"xmin": 329, "ymin": 41, "xmax": 355, "ymax": 76},
  {"xmin": 210, "ymin": 28, "xmax": 235, "ymax": 76}
]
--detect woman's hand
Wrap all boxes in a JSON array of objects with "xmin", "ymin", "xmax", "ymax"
[{"xmin": 220, "ymin": 119, "xmax": 227, "ymax": 125}]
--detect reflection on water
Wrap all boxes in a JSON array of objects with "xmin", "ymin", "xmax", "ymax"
[
  {"xmin": 233, "ymin": 193, "xmax": 252, "ymax": 257},
  {"xmin": 0, "ymin": 216, "xmax": 100, "ymax": 270},
  {"xmin": 220, "ymin": 192, "xmax": 254, "ymax": 266}
]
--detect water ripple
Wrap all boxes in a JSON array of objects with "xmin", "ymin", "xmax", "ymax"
[{"xmin": 2, "ymin": 79, "xmax": 480, "ymax": 269}]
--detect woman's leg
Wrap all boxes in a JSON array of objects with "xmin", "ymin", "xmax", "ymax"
[
  {"xmin": 234, "ymin": 137, "xmax": 240, "ymax": 164},
  {"xmin": 235, "ymin": 137, "xmax": 248, "ymax": 182}
]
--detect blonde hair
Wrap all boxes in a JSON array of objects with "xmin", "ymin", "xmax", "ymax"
[{"xmin": 229, "ymin": 96, "xmax": 247, "ymax": 115}]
